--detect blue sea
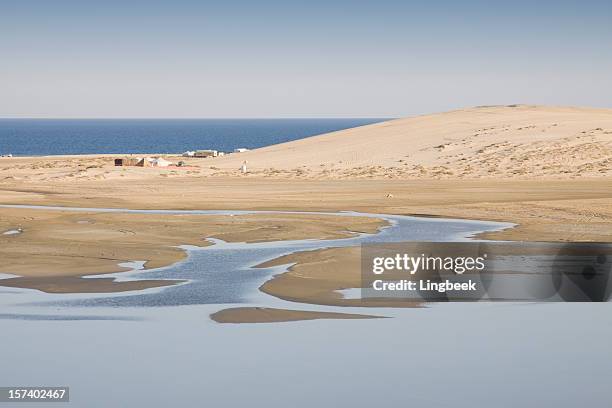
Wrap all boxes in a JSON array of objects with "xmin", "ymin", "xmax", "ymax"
[{"xmin": 0, "ymin": 118, "xmax": 385, "ymax": 156}]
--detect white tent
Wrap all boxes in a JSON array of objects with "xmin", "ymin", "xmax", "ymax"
[{"xmin": 152, "ymin": 158, "xmax": 172, "ymax": 167}]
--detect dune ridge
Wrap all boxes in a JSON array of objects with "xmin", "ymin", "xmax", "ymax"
[{"xmin": 210, "ymin": 105, "xmax": 612, "ymax": 179}]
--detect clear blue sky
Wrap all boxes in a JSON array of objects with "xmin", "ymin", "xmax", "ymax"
[{"xmin": 1, "ymin": 0, "xmax": 611, "ymax": 118}]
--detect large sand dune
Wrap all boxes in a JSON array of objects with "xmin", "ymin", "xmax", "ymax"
[{"xmin": 213, "ymin": 105, "xmax": 612, "ymax": 179}]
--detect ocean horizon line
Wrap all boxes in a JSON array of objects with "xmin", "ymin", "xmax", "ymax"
[
  {"xmin": 0, "ymin": 116, "xmax": 393, "ymax": 121},
  {"xmin": 0, "ymin": 117, "xmax": 386, "ymax": 157}
]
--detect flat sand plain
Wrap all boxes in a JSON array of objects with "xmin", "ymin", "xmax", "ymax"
[
  {"xmin": 1, "ymin": 105, "xmax": 611, "ymax": 321},
  {"xmin": 0, "ymin": 208, "xmax": 384, "ymax": 292}
]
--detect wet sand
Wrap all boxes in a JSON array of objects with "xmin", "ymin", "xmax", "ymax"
[
  {"xmin": 257, "ymin": 243, "xmax": 612, "ymax": 307},
  {"xmin": 1, "ymin": 176, "xmax": 612, "ymax": 305},
  {"xmin": 210, "ymin": 307, "xmax": 382, "ymax": 323},
  {"xmin": 0, "ymin": 207, "xmax": 384, "ymax": 293},
  {"xmin": 257, "ymin": 247, "xmax": 421, "ymax": 308},
  {"xmin": 0, "ymin": 275, "xmax": 184, "ymax": 293}
]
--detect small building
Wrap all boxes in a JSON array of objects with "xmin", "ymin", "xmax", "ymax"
[
  {"xmin": 136, "ymin": 157, "xmax": 152, "ymax": 167},
  {"xmin": 182, "ymin": 151, "xmax": 195, "ymax": 157},
  {"xmin": 233, "ymin": 148, "xmax": 249, "ymax": 153},
  {"xmin": 115, "ymin": 157, "xmax": 141, "ymax": 166},
  {"xmin": 194, "ymin": 150, "xmax": 218, "ymax": 158},
  {"xmin": 115, "ymin": 156, "xmax": 171, "ymax": 167}
]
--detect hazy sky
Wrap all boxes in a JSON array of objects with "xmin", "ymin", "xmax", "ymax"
[{"xmin": 1, "ymin": 0, "xmax": 611, "ymax": 118}]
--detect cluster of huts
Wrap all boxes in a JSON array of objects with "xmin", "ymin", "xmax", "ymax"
[
  {"xmin": 114, "ymin": 157, "xmax": 173, "ymax": 167},
  {"xmin": 182, "ymin": 150, "xmax": 222, "ymax": 158},
  {"xmin": 181, "ymin": 147, "xmax": 249, "ymax": 158},
  {"xmin": 114, "ymin": 148, "xmax": 249, "ymax": 168}
]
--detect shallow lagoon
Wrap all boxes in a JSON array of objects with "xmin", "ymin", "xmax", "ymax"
[{"xmin": 0, "ymin": 207, "xmax": 610, "ymax": 407}]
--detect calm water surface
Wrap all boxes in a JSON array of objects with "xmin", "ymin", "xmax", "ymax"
[
  {"xmin": 0, "ymin": 208, "xmax": 609, "ymax": 408},
  {"xmin": 0, "ymin": 118, "xmax": 385, "ymax": 156}
]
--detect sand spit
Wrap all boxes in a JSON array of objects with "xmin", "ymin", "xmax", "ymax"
[
  {"xmin": 0, "ymin": 275, "xmax": 183, "ymax": 294},
  {"xmin": 256, "ymin": 243, "xmax": 612, "ymax": 308},
  {"xmin": 257, "ymin": 247, "xmax": 421, "ymax": 308},
  {"xmin": 210, "ymin": 307, "xmax": 382, "ymax": 323}
]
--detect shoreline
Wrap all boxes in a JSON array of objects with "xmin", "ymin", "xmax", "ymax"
[
  {"xmin": 0, "ymin": 207, "xmax": 509, "ymax": 322},
  {"xmin": 0, "ymin": 207, "xmax": 386, "ymax": 291},
  {"xmin": 2, "ymin": 175, "xmax": 612, "ymax": 301}
]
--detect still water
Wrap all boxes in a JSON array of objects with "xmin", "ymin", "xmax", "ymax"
[
  {"xmin": 0, "ymin": 118, "xmax": 384, "ymax": 156},
  {"xmin": 0, "ymin": 208, "xmax": 609, "ymax": 408}
]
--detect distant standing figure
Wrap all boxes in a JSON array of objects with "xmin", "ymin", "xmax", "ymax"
[{"xmin": 240, "ymin": 160, "xmax": 248, "ymax": 174}]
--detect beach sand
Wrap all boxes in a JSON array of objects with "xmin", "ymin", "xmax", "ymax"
[
  {"xmin": 1, "ymin": 105, "xmax": 611, "ymax": 320},
  {"xmin": 2, "ymin": 178, "xmax": 610, "ymax": 242}
]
